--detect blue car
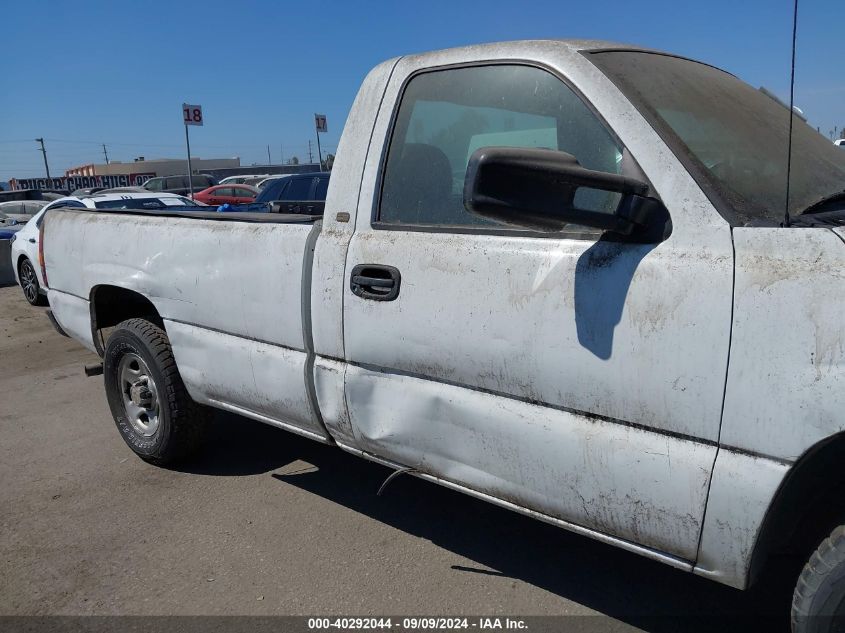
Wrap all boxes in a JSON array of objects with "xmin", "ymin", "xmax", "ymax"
[{"xmin": 0, "ymin": 212, "xmax": 21, "ymax": 239}]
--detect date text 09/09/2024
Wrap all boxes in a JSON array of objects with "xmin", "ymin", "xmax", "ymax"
[{"xmin": 307, "ymin": 618, "xmax": 528, "ymax": 630}]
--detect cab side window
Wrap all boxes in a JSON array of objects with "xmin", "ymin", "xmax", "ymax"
[{"xmin": 378, "ymin": 65, "xmax": 623, "ymax": 228}]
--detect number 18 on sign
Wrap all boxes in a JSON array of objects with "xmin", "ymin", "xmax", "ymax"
[
  {"xmin": 181, "ymin": 103, "xmax": 203, "ymax": 199},
  {"xmin": 183, "ymin": 104, "xmax": 203, "ymax": 126}
]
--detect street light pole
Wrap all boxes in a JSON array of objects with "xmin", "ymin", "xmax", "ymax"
[
  {"xmin": 184, "ymin": 125, "xmax": 194, "ymax": 200},
  {"xmin": 35, "ymin": 138, "xmax": 51, "ymax": 183}
]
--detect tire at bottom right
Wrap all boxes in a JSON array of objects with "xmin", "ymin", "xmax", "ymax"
[{"xmin": 793, "ymin": 525, "xmax": 845, "ymax": 632}]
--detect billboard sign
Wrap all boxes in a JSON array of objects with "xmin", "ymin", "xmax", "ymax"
[{"xmin": 10, "ymin": 173, "xmax": 156, "ymax": 191}]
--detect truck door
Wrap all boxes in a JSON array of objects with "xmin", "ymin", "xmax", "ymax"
[{"xmin": 342, "ymin": 59, "xmax": 734, "ymax": 562}]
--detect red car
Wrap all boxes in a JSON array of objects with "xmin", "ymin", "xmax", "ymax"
[{"xmin": 193, "ymin": 184, "xmax": 259, "ymax": 205}]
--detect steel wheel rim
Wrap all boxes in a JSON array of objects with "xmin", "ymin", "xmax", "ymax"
[
  {"xmin": 118, "ymin": 353, "xmax": 161, "ymax": 437},
  {"xmin": 20, "ymin": 261, "xmax": 38, "ymax": 303}
]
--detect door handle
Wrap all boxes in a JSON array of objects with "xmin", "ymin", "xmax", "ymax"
[
  {"xmin": 350, "ymin": 264, "xmax": 401, "ymax": 301},
  {"xmin": 28, "ymin": 238, "xmax": 36, "ymax": 243}
]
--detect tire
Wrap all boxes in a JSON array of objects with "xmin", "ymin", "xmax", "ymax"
[
  {"xmin": 103, "ymin": 318, "xmax": 206, "ymax": 465},
  {"xmin": 18, "ymin": 257, "xmax": 48, "ymax": 306},
  {"xmin": 792, "ymin": 525, "xmax": 845, "ymax": 632}
]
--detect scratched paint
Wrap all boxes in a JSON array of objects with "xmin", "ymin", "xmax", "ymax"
[
  {"xmin": 43, "ymin": 40, "xmax": 843, "ymax": 595},
  {"xmin": 722, "ymin": 228, "xmax": 845, "ymax": 460}
]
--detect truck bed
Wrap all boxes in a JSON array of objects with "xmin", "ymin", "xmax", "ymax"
[{"xmin": 44, "ymin": 207, "xmax": 328, "ymax": 440}]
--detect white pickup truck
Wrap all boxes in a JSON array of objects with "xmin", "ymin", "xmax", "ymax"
[{"xmin": 42, "ymin": 40, "xmax": 845, "ymax": 628}]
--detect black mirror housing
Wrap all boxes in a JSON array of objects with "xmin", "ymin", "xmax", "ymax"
[{"xmin": 463, "ymin": 147, "xmax": 668, "ymax": 240}]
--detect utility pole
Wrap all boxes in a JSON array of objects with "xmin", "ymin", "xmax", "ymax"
[
  {"xmin": 313, "ymin": 114, "xmax": 327, "ymax": 169},
  {"xmin": 308, "ymin": 140, "xmax": 313, "ymax": 164},
  {"xmin": 267, "ymin": 145, "xmax": 272, "ymax": 165},
  {"xmin": 35, "ymin": 138, "xmax": 51, "ymax": 183},
  {"xmin": 102, "ymin": 143, "xmax": 110, "ymax": 164},
  {"xmin": 280, "ymin": 144, "xmax": 284, "ymax": 165}
]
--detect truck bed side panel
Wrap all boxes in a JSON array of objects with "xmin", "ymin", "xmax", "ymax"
[
  {"xmin": 46, "ymin": 290, "xmax": 97, "ymax": 353},
  {"xmin": 45, "ymin": 210, "xmax": 324, "ymax": 436},
  {"xmin": 166, "ymin": 321, "xmax": 316, "ymax": 432}
]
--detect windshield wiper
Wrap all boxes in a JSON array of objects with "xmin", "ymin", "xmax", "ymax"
[{"xmin": 799, "ymin": 190, "xmax": 845, "ymax": 215}]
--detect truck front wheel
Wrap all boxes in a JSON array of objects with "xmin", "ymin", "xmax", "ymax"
[
  {"xmin": 792, "ymin": 525, "xmax": 845, "ymax": 632},
  {"xmin": 103, "ymin": 318, "xmax": 206, "ymax": 465}
]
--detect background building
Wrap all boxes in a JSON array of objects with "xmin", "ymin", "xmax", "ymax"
[{"xmin": 65, "ymin": 156, "xmax": 240, "ymax": 178}]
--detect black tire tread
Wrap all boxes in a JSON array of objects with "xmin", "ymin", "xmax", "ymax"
[
  {"xmin": 19, "ymin": 258, "xmax": 48, "ymax": 306},
  {"xmin": 107, "ymin": 318, "xmax": 205, "ymax": 464},
  {"xmin": 792, "ymin": 525, "xmax": 845, "ymax": 632}
]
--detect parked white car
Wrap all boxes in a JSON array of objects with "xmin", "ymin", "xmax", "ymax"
[
  {"xmin": 219, "ymin": 174, "xmax": 271, "ymax": 185},
  {"xmin": 255, "ymin": 175, "xmax": 292, "ymax": 189},
  {"xmin": 835, "ymin": 139, "xmax": 845, "ymax": 147},
  {"xmin": 11, "ymin": 205, "xmax": 51, "ymax": 305},
  {"xmin": 10, "ymin": 192, "xmax": 202, "ymax": 306}
]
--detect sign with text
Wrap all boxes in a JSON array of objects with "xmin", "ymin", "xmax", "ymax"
[
  {"xmin": 182, "ymin": 103, "xmax": 204, "ymax": 126},
  {"xmin": 10, "ymin": 173, "xmax": 155, "ymax": 191},
  {"xmin": 315, "ymin": 114, "xmax": 327, "ymax": 133}
]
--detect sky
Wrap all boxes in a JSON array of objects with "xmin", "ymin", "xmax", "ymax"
[{"xmin": 1, "ymin": 0, "xmax": 843, "ymax": 180}]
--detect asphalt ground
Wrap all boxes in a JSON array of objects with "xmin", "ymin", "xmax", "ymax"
[{"xmin": 0, "ymin": 284, "xmax": 794, "ymax": 631}]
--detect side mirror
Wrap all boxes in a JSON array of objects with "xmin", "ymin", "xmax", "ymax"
[{"xmin": 463, "ymin": 147, "xmax": 668, "ymax": 239}]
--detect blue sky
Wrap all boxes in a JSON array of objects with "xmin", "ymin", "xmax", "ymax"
[{"xmin": 1, "ymin": 0, "xmax": 842, "ymax": 179}]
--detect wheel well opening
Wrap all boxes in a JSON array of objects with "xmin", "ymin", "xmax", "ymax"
[
  {"xmin": 748, "ymin": 433, "xmax": 845, "ymax": 588},
  {"xmin": 90, "ymin": 286, "xmax": 164, "ymax": 356}
]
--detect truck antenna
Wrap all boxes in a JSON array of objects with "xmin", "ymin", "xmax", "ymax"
[{"xmin": 784, "ymin": 0, "xmax": 799, "ymax": 227}]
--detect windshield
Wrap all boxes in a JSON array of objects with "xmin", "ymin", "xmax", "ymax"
[{"xmin": 589, "ymin": 51, "xmax": 845, "ymax": 224}]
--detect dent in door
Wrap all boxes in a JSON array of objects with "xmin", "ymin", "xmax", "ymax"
[{"xmin": 345, "ymin": 364, "xmax": 713, "ymax": 560}]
